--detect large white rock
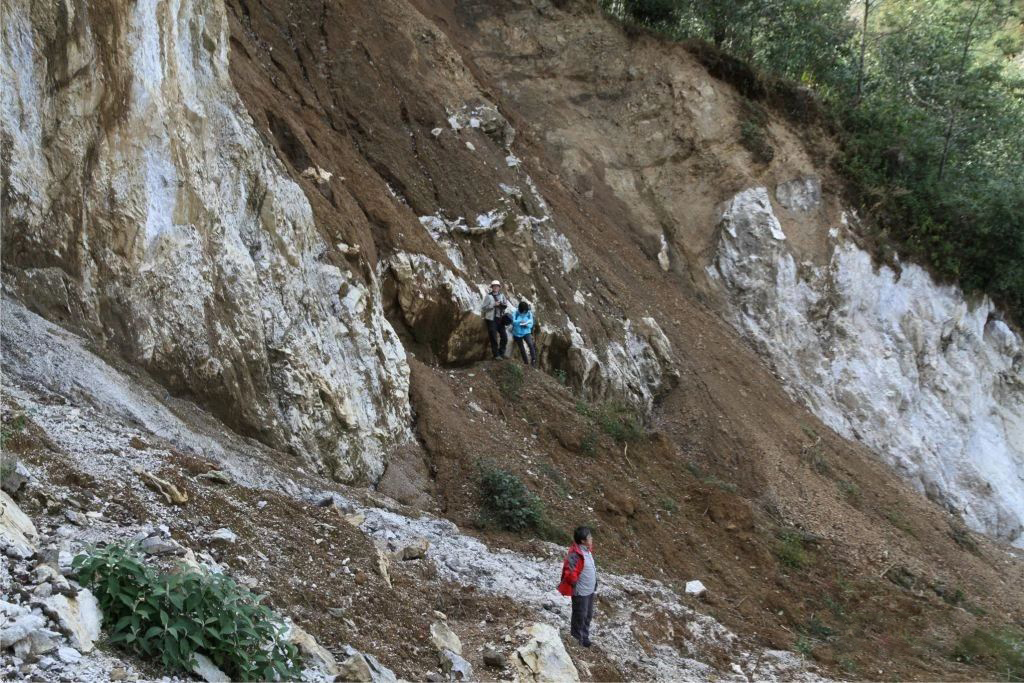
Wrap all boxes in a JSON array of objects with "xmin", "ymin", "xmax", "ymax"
[
  {"xmin": 287, "ymin": 623, "xmax": 340, "ymax": 676},
  {"xmin": 711, "ymin": 188, "xmax": 1024, "ymax": 546},
  {"xmin": 513, "ymin": 623, "xmax": 579, "ymax": 683},
  {"xmin": 0, "ymin": 613, "xmax": 46, "ymax": 649},
  {"xmin": 0, "ymin": 490, "xmax": 37, "ymax": 558},
  {"xmin": 429, "ymin": 620, "xmax": 462, "ymax": 655},
  {"xmin": 192, "ymin": 652, "xmax": 230, "ymax": 682},
  {"xmin": 336, "ymin": 645, "xmax": 398, "ymax": 683},
  {"xmin": 44, "ymin": 589, "xmax": 102, "ymax": 652},
  {"xmin": 0, "ymin": 0, "xmax": 411, "ymax": 483}
]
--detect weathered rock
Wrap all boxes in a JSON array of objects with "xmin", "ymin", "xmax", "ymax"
[
  {"xmin": 0, "ymin": 490, "xmax": 37, "ymax": 558},
  {"xmin": 685, "ymin": 580, "xmax": 707, "ymax": 597},
  {"xmin": 336, "ymin": 646, "xmax": 398, "ymax": 683},
  {"xmin": 775, "ymin": 177, "xmax": 822, "ymax": 212},
  {"xmin": 56, "ymin": 646, "xmax": 81, "ymax": 664},
  {"xmin": 43, "ymin": 589, "xmax": 101, "ymax": 652},
  {"xmin": 712, "ymin": 187, "xmax": 1024, "ymax": 546},
  {"xmin": 192, "ymin": 653, "xmax": 229, "ymax": 682},
  {"xmin": 388, "ymin": 252, "xmax": 488, "ymax": 364},
  {"xmin": 439, "ymin": 649, "xmax": 474, "ymax": 681},
  {"xmin": 1, "ymin": 0, "xmax": 412, "ymax": 484},
  {"xmin": 287, "ymin": 623, "xmax": 339, "ymax": 676},
  {"xmin": 208, "ymin": 528, "xmax": 237, "ymax": 544},
  {"xmin": 430, "ymin": 621, "xmax": 462, "ymax": 655},
  {"xmin": 402, "ymin": 538, "xmax": 430, "ymax": 561},
  {"xmin": 196, "ymin": 470, "xmax": 232, "ymax": 485},
  {"xmin": 0, "ymin": 613, "xmax": 45, "ymax": 649},
  {"xmin": 514, "ymin": 623, "xmax": 579, "ymax": 683},
  {"xmin": 1, "ymin": 461, "xmax": 31, "ymax": 496},
  {"xmin": 141, "ymin": 535, "xmax": 186, "ymax": 556},
  {"xmin": 483, "ymin": 645, "xmax": 507, "ymax": 669}
]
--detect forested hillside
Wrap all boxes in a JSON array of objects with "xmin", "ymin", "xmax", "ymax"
[{"xmin": 606, "ymin": 0, "xmax": 1024, "ymax": 318}]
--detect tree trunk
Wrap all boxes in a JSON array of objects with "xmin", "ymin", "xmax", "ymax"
[{"xmin": 854, "ymin": 0, "xmax": 872, "ymax": 105}]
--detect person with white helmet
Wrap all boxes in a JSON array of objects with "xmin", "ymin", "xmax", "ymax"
[{"xmin": 481, "ymin": 280, "xmax": 510, "ymax": 360}]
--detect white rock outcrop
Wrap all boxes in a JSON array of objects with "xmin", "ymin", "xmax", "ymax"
[
  {"xmin": 0, "ymin": 0, "xmax": 411, "ymax": 483},
  {"xmin": 513, "ymin": 623, "xmax": 579, "ymax": 683},
  {"xmin": 711, "ymin": 188, "xmax": 1024, "ymax": 546}
]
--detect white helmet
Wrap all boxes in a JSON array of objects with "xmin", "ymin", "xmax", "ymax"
[{"xmin": 490, "ymin": 280, "xmax": 501, "ymax": 287}]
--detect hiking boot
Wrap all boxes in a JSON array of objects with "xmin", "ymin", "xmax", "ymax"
[{"xmin": 580, "ymin": 640, "xmax": 592, "ymax": 648}]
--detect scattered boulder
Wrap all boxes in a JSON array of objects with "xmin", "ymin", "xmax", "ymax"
[
  {"xmin": 1, "ymin": 490, "xmax": 37, "ymax": 558},
  {"xmin": 192, "ymin": 652, "xmax": 229, "ymax": 682},
  {"xmin": 483, "ymin": 645, "xmax": 507, "ymax": 669},
  {"xmin": 196, "ymin": 470, "xmax": 232, "ymax": 485},
  {"xmin": 439, "ymin": 649, "xmax": 474, "ymax": 681},
  {"xmin": 1, "ymin": 612, "xmax": 46, "ymax": 649},
  {"xmin": 56, "ymin": 646, "xmax": 81, "ymax": 664},
  {"xmin": 344, "ymin": 512, "xmax": 366, "ymax": 527},
  {"xmin": 336, "ymin": 645, "xmax": 398, "ymax": 682},
  {"xmin": 514, "ymin": 623, "xmax": 579, "ymax": 683},
  {"xmin": 430, "ymin": 621, "xmax": 462, "ymax": 655},
  {"xmin": 775, "ymin": 176, "xmax": 822, "ymax": 212},
  {"xmin": 141, "ymin": 535, "xmax": 186, "ymax": 556},
  {"xmin": 287, "ymin": 623, "xmax": 339, "ymax": 676},
  {"xmin": 43, "ymin": 589, "xmax": 102, "ymax": 652},
  {"xmin": 402, "ymin": 538, "xmax": 430, "ymax": 561},
  {"xmin": 685, "ymin": 580, "xmax": 707, "ymax": 597},
  {"xmin": 1, "ymin": 461, "xmax": 31, "ymax": 496},
  {"xmin": 208, "ymin": 528, "xmax": 237, "ymax": 544},
  {"xmin": 133, "ymin": 467, "xmax": 188, "ymax": 505}
]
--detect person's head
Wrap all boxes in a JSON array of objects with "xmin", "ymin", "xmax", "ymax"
[
  {"xmin": 573, "ymin": 526, "xmax": 592, "ymax": 548},
  {"xmin": 490, "ymin": 279, "xmax": 501, "ymax": 293},
  {"xmin": 518, "ymin": 301, "xmax": 529, "ymax": 314}
]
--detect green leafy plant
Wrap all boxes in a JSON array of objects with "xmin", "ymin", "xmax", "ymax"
[
  {"xmin": 776, "ymin": 532, "xmax": 813, "ymax": 570},
  {"xmin": 1, "ymin": 413, "xmax": 27, "ymax": 450},
  {"xmin": 497, "ymin": 362, "xmax": 525, "ymax": 401},
  {"xmin": 951, "ymin": 627, "xmax": 1024, "ymax": 681},
  {"xmin": 592, "ymin": 401, "xmax": 644, "ymax": 443},
  {"xmin": 73, "ymin": 543, "xmax": 301, "ymax": 681},
  {"xmin": 553, "ymin": 368, "xmax": 568, "ymax": 386},
  {"xmin": 479, "ymin": 466, "xmax": 543, "ymax": 532},
  {"xmin": 579, "ymin": 429, "xmax": 598, "ymax": 456}
]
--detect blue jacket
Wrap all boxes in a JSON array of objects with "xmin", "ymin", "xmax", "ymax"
[{"xmin": 511, "ymin": 310, "xmax": 534, "ymax": 338}]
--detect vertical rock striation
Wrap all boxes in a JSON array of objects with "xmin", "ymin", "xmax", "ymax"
[
  {"xmin": 711, "ymin": 188, "xmax": 1024, "ymax": 545},
  {"xmin": 1, "ymin": 0, "xmax": 410, "ymax": 482}
]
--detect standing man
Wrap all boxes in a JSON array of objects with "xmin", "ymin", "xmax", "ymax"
[
  {"xmin": 481, "ymin": 279, "xmax": 509, "ymax": 360},
  {"xmin": 557, "ymin": 526, "xmax": 597, "ymax": 647}
]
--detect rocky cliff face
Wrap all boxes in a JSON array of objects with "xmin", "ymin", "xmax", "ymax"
[
  {"xmin": 2, "ymin": 0, "xmax": 413, "ymax": 482},
  {"xmin": 709, "ymin": 187, "xmax": 1024, "ymax": 546}
]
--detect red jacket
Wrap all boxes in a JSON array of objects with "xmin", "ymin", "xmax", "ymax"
[{"xmin": 557, "ymin": 543, "xmax": 585, "ymax": 597}]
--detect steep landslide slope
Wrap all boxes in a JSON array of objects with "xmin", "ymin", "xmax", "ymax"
[{"xmin": 2, "ymin": 0, "xmax": 1024, "ymax": 680}]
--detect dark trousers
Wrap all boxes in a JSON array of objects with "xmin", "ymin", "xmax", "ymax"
[
  {"xmin": 570, "ymin": 593, "xmax": 594, "ymax": 644},
  {"xmin": 514, "ymin": 334, "xmax": 537, "ymax": 366},
  {"xmin": 487, "ymin": 318, "xmax": 507, "ymax": 358}
]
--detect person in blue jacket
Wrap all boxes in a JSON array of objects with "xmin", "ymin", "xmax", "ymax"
[{"xmin": 511, "ymin": 301, "xmax": 537, "ymax": 367}]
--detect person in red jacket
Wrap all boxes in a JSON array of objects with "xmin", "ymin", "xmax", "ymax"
[{"xmin": 558, "ymin": 526, "xmax": 597, "ymax": 647}]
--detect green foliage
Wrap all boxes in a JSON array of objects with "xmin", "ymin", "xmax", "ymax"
[
  {"xmin": 73, "ymin": 544, "xmax": 300, "ymax": 681},
  {"xmin": 592, "ymin": 401, "xmax": 644, "ymax": 443},
  {"xmin": 837, "ymin": 479, "xmax": 861, "ymax": 506},
  {"xmin": 600, "ymin": 0, "xmax": 1024, "ymax": 322},
  {"xmin": 497, "ymin": 362, "xmax": 525, "ymax": 401},
  {"xmin": 1, "ymin": 413, "xmax": 27, "ymax": 450},
  {"xmin": 553, "ymin": 368, "xmax": 568, "ymax": 386},
  {"xmin": 776, "ymin": 532, "xmax": 813, "ymax": 570},
  {"xmin": 580, "ymin": 429, "xmax": 598, "ymax": 456},
  {"xmin": 658, "ymin": 496, "xmax": 679, "ymax": 512},
  {"xmin": 952, "ymin": 627, "xmax": 1024, "ymax": 681},
  {"xmin": 479, "ymin": 465, "xmax": 544, "ymax": 532}
]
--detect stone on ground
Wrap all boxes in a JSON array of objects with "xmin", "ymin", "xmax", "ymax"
[{"xmin": 513, "ymin": 623, "xmax": 580, "ymax": 683}]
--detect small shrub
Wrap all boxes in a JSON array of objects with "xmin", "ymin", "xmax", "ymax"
[
  {"xmin": 951, "ymin": 627, "xmax": 1024, "ymax": 681},
  {"xmin": 74, "ymin": 543, "xmax": 300, "ymax": 681},
  {"xmin": 479, "ymin": 466, "xmax": 543, "ymax": 532},
  {"xmin": 805, "ymin": 615, "xmax": 834, "ymax": 641},
  {"xmin": 574, "ymin": 400, "xmax": 591, "ymax": 417},
  {"xmin": 776, "ymin": 532, "xmax": 812, "ymax": 570},
  {"xmin": 658, "ymin": 497, "xmax": 679, "ymax": 513},
  {"xmin": 593, "ymin": 401, "xmax": 643, "ymax": 443},
  {"xmin": 0, "ymin": 413, "xmax": 27, "ymax": 450},
  {"xmin": 794, "ymin": 636, "xmax": 814, "ymax": 657},
  {"xmin": 837, "ymin": 479, "xmax": 861, "ymax": 506},
  {"xmin": 579, "ymin": 429, "xmax": 598, "ymax": 456},
  {"xmin": 740, "ymin": 119, "xmax": 774, "ymax": 164},
  {"xmin": 884, "ymin": 508, "xmax": 916, "ymax": 537},
  {"xmin": 498, "ymin": 363, "xmax": 525, "ymax": 401},
  {"xmin": 553, "ymin": 369, "xmax": 568, "ymax": 386},
  {"xmin": 621, "ymin": 0, "xmax": 677, "ymax": 25},
  {"xmin": 949, "ymin": 522, "xmax": 979, "ymax": 554}
]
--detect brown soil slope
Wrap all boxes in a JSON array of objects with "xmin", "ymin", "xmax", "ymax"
[{"xmin": 221, "ymin": 0, "xmax": 1024, "ymax": 679}]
